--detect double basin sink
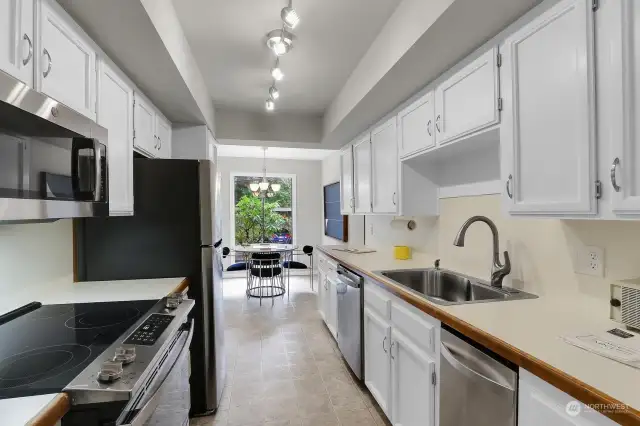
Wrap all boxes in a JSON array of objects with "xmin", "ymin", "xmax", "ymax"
[{"xmin": 376, "ymin": 268, "xmax": 537, "ymax": 305}]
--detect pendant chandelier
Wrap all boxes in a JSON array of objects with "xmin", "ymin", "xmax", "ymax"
[{"xmin": 250, "ymin": 148, "xmax": 281, "ymax": 197}]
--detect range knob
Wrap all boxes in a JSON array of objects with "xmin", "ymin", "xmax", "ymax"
[
  {"xmin": 165, "ymin": 292, "xmax": 183, "ymax": 309},
  {"xmin": 97, "ymin": 360, "xmax": 123, "ymax": 383},
  {"xmin": 114, "ymin": 346, "xmax": 136, "ymax": 364}
]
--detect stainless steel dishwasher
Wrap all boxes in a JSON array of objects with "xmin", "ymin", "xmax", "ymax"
[
  {"xmin": 440, "ymin": 326, "xmax": 518, "ymax": 426},
  {"xmin": 336, "ymin": 265, "xmax": 364, "ymax": 379}
]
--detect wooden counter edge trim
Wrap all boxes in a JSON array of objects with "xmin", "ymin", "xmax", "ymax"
[
  {"xmin": 27, "ymin": 393, "xmax": 70, "ymax": 426},
  {"xmin": 317, "ymin": 247, "xmax": 640, "ymax": 425},
  {"xmin": 173, "ymin": 278, "xmax": 190, "ymax": 295}
]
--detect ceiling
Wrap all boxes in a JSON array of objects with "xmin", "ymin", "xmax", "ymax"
[
  {"xmin": 217, "ymin": 145, "xmax": 334, "ymax": 160},
  {"xmin": 172, "ymin": 0, "xmax": 402, "ymax": 114}
]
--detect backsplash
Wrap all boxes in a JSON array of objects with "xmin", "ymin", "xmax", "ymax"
[
  {"xmin": 0, "ymin": 220, "xmax": 73, "ymax": 293},
  {"xmin": 365, "ymin": 195, "xmax": 640, "ymax": 302}
]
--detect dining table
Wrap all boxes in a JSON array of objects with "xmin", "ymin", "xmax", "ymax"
[{"xmin": 234, "ymin": 244, "xmax": 296, "ymax": 300}]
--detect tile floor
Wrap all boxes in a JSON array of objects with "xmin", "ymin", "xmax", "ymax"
[{"xmin": 190, "ymin": 275, "xmax": 389, "ymax": 426}]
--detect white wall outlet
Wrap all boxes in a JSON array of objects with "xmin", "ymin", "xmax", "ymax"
[{"xmin": 575, "ymin": 245, "xmax": 604, "ymax": 277}]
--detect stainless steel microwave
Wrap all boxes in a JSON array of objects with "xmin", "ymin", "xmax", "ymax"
[{"xmin": 0, "ymin": 70, "xmax": 108, "ymax": 222}]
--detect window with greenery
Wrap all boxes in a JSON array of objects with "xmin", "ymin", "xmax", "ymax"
[{"xmin": 232, "ymin": 175, "xmax": 294, "ymax": 246}]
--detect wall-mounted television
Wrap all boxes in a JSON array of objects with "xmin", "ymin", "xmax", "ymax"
[{"xmin": 323, "ymin": 182, "xmax": 348, "ymax": 242}]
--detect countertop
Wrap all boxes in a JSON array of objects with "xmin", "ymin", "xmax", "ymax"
[
  {"xmin": 318, "ymin": 245, "xmax": 640, "ymax": 425},
  {"xmin": 1, "ymin": 276, "xmax": 188, "ymax": 426}
]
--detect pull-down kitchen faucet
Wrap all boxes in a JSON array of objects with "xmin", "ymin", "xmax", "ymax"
[{"xmin": 453, "ymin": 216, "xmax": 511, "ymax": 288}]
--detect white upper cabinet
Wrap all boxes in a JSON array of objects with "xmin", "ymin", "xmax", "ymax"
[
  {"xmin": 0, "ymin": 0, "xmax": 34, "ymax": 86},
  {"xmin": 599, "ymin": 0, "xmax": 640, "ymax": 216},
  {"xmin": 133, "ymin": 92, "xmax": 157, "ymax": 157},
  {"xmin": 38, "ymin": 0, "xmax": 96, "ymax": 120},
  {"xmin": 340, "ymin": 146, "xmax": 354, "ymax": 214},
  {"xmin": 98, "ymin": 60, "xmax": 133, "ymax": 215},
  {"xmin": 353, "ymin": 134, "xmax": 372, "ymax": 214},
  {"xmin": 364, "ymin": 306, "xmax": 392, "ymax": 417},
  {"xmin": 501, "ymin": 0, "xmax": 597, "ymax": 216},
  {"xmin": 519, "ymin": 370, "xmax": 617, "ymax": 426},
  {"xmin": 435, "ymin": 47, "xmax": 500, "ymax": 146},
  {"xmin": 371, "ymin": 117, "xmax": 399, "ymax": 214},
  {"xmin": 398, "ymin": 91, "xmax": 435, "ymax": 158},
  {"xmin": 390, "ymin": 328, "xmax": 436, "ymax": 426},
  {"xmin": 155, "ymin": 112, "xmax": 172, "ymax": 159}
]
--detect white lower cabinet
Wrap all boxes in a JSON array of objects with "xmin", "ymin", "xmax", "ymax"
[
  {"xmin": 364, "ymin": 306, "xmax": 392, "ymax": 416},
  {"xmin": 390, "ymin": 328, "xmax": 436, "ymax": 426},
  {"xmin": 317, "ymin": 269, "xmax": 326, "ymax": 321},
  {"xmin": 98, "ymin": 59, "xmax": 133, "ymax": 215},
  {"xmin": 364, "ymin": 281, "xmax": 439, "ymax": 425},
  {"xmin": 519, "ymin": 369, "xmax": 617, "ymax": 426},
  {"xmin": 326, "ymin": 276, "xmax": 338, "ymax": 339}
]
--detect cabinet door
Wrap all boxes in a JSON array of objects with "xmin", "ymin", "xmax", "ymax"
[
  {"xmin": 156, "ymin": 113, "xmax": 172, "ymax": 159},
  {"xmin": 353, "ymin": 135, "xmax": 372, "ymax": 214},
  {"xmin": 98, "ymin": 60, "xmax": 134, "ymax": 215},
  {"xmin": 364, "ymin": 306, "xmax": 391, "ymax": 416},
  {"xmin": 391, "ymin": 328, "xmax": 436, "ymax": 426},
  {"xmin": 133, "ymin": 93, "xmax": 157, "ymax": 157},
  {"xmin": 327, "ymin": 277, "xmax": 338, "ymax": 339},
  {"xmin": 371, "ymin": 118, "xmax": 399, "ymax": 214},
  {"xmin": 0, "ymin": 0, "xmax": 34, "ymax": 86},
  {"xmin": 519, "ymin": 370, "xmax": 617, "ymax": 426},
  {"xmin": 38, "ymin": 0, "xmax": 95, "ymax": 120},
  {"xmin": 501, "ymin": 0, "xmax": 596, "ymax": 215},
  {"xmin": 398, "ymin": 91, "xmax": 435, "ymax": 158},
  {"xmin": 604, "ymin": 0, "xmax": 640, "ymax": 215},
  {"xmin": 435, "ymin": 47, "xmax": 499, "ymax": 146},
  {"xmin": 317, "ymin": 270, "xmax": 326, "ymax": 321},
  {"xmin": 340, "ymin": 146, "xmax": 354, "ymax": 214}
]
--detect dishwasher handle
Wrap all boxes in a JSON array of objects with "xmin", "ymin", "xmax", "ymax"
[{"xmin": 440, "ymin": 341, "xmax": 515, "ymax": 392}]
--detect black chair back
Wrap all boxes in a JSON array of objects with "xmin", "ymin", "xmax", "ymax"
[
  {"xmin": 222, "ymin": 247, "xmax": 230, "ymax": 258},
  {"xmin": 302, "ymin": 245, "xmax": 313, "ymax": 255}
]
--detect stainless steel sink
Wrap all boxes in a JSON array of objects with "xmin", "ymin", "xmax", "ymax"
[{"xmin": 375, "ymin": 268, "xmax": 537, "ymax": 305}]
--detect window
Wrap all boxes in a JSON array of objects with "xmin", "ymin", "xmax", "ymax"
[{"xmin": 231, "ymin": 174, "xmax": 296, "ymax": 246}]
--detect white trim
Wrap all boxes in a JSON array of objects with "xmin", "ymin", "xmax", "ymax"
[
  {"xmin": 229, "ymin": 172, "xmax": 298, "ymax": 248},
  {"xmin": 438, "ymin": 180, "xmax": 501, "ymax": 199}
]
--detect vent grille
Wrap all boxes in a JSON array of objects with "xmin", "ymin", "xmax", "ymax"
[{"xmin": 621, "ymin": 286, "xmax": 640, "ymax": 329}]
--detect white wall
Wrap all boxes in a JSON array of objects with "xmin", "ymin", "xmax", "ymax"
[
  {"xmin": 217, "ymin": 156, "xmax": 323, "ymax": 262},
  {"xmin": 321, "ymin": 152, "xmax": 365, "ymax": 246},
  {"xmin": 0, "ymin": 220, "xmax": 73, "ymax": 304}
]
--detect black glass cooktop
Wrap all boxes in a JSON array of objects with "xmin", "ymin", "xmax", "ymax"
[{"xmin": 0, "ymin": 300, "xmax": 157, "ymax": 400}]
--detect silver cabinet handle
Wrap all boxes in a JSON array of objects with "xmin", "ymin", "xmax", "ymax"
[
  {"xmin": 23, "ymin": 34, "xmax": 33, "ymax": 66},
  {"xmin": 349, "ymin": 198, "xmax": 354, "ymax": 208},
  {"xmin": 158, "ymin": 136, "xmax": 162, "ymax": 150},
  {"xmin": 392, "ymin": 192, "xmax": 396, "ymax": 206},
  {"xmin": 382, "ymin": 336, "xmax": 388, "ymax": 353},
  {"xmin": 506, "ymin": 174, "xmax": 513, "ymax": 199},
  {"xmin": 435, "ymin": 115, "xmax": 441, "ymax": 133},
  {"xmin": 427, "ymin": 119, "xmax": 432, "ymax": 136},
  {"xmin": 611, "ymin": 157, "xmax": 621, "ymax": 192},
  {"xmin": 154, "ymin": 135, "xmax": 159, "ymax": 149},
  {"xmin": 390, "ymin": 341, "xmax": 395, "ymax": 359},
  {"xmin": 42, "ymin": 48, "xmax": 52, "ymax": 78}
]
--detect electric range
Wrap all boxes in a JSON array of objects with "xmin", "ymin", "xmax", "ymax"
[{"xmin": 0, "ymin": 300, "xmax": 157, "ymax": 400}]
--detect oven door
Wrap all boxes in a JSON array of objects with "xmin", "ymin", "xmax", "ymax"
[{"xmin": 116, "ymin": 320, "xmax": 194, "ymax": 426}]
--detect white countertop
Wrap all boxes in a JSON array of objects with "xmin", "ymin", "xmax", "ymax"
[
  {"xmin": 318, "ymin": 245, "xmax": 640, "ymax": 418},
  {"xmin": 1, "ymin": 276, "xmax": 186, "ymax": 426}
]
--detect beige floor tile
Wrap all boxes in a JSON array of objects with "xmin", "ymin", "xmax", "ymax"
[
  {"xmin": 333, "ymin": 407, "xmax": 377, "ymax": 426},
  {"xmin": 299, "ymin": 412, "xmax": 340, "ymax": 426},
  {"xmin": 296, "ymin": 394, "xmax": 334, "ymax": 417}
]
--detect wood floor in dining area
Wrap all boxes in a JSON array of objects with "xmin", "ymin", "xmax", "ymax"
[{"xmin": 190, "ymin": 276, "xmax": 389, "ymax": 426}]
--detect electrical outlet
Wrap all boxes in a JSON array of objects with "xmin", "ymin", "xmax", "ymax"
[{"xmin": 575, "ymin": 245, "xmax": 604, "ymax": 277}]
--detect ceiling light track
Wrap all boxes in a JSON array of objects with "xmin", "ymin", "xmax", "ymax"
[{"xmin": 264, "ymin": 0, "xmax": 301, "ymax": 111}]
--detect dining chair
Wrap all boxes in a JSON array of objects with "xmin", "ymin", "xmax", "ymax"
[{"xmin": 283, "ymin": 245, "xmax": 314, "ymax": 290}]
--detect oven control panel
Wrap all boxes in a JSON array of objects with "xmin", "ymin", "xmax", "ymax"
[{"xmin": 124, "ymin": 314, "xmax": 174, "ymax": 346}]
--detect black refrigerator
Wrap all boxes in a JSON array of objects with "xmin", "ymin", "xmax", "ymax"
[{"xmin": 74, "ymin": 158, "xmax": 226, "ymax": 416}]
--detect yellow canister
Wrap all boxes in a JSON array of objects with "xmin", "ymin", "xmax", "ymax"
[{"xmin": 394, "ymin": 246, "xmax": 412, "ymax": 260}]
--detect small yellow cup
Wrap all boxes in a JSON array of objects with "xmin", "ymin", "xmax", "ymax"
[{"xmin": 394, "ymin": 246, "xmax": 412, "ymax": 260}]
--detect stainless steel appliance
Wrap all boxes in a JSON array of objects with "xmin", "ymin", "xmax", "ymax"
[
  {"xmin": 74, "ymin": 159, "xmax": 225, "ymax": 416},
  {"xmin": 64, "ymin": 296, "xmax": 195, "ymax": 426},
  {"xmin": 336, "ymin": 264, "xmax": 364, "ymax": 379},
  {"xmin": 0, "ymin": 69, "xmax": 109, "ymax": 221},
  {"xmin": 440, "ymin": 326, "xmax": 518, "ymax": 426}
]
